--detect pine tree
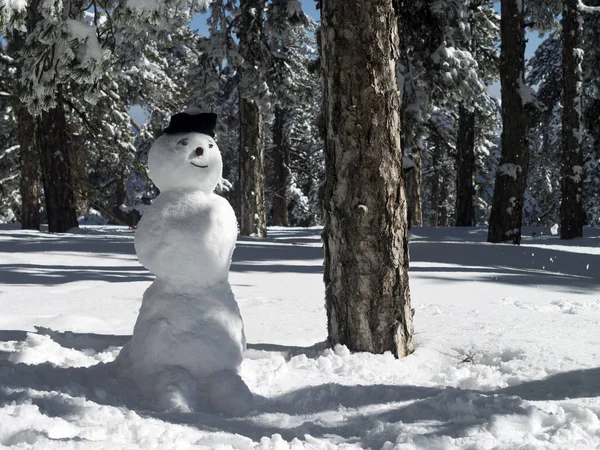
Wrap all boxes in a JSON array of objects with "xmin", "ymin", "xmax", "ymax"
[
  {"xmin": 455, "ymin": 103, "xmax": 476, "ymax": 226},
  {"xmin": 398, "ymin": 0, "xmax": 498, "ymax": 227},
  {"xmin": 1, "ymin": 0, "xmax": 205, "ymax": 231},
  {"xmin": 321, "ymin": 0, "xmax": 414, "ymax": 357},
  {"xmin": 237, "ymin": 0, "xmax": 269, "ymax": 237},
  {"xmin": 0, "ymin": 46, "xmax": 21, "ymax": 224},
  {"xmin": 264, "ymin": 6, "xmax": 317, "ymax": 226},
  {"xmin": 560, "ymin": 0, "xmax": 584, "ymax": 239},
  {"xmin": 455, "ymin": 1, "xmax": 499, "ymax": 227},
  {"xmin": 487, "ymin": 0, "xmax": 528, "ymax": 244},
  {"xmin": 526, "ymin": 2, "xmax": 600, "ymax": 228}
]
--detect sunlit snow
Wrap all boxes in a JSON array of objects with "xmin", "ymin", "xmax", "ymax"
[{"xmin": 0, "ymin": 225, "xmax": 599, "ymax": 448}]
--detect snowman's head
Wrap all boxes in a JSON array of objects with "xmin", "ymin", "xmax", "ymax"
[{"xmin": 148, "ymin": 110, "xmax": 222, "ymax": 193}]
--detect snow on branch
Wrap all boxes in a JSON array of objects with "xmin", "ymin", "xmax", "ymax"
[
  {"xmin": 518, "ymin": 79, "xmax": 545, "ymax": 111},
  {"xmin": 578, "ymin": 1, "xmax": 600, "ymax": 13}
]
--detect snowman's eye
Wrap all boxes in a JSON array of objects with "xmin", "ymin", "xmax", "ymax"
[
  {"xmin": 208, "ymin": 143, "xmax": 214, "ymax": 149},
  {"xmin": 178, "ymin": 138, "xmax": 189, "ymax": 146}
]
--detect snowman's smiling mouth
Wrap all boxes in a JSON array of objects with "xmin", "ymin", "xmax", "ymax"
[{"xmin": 190, "ymin": 162, "xmax": 209, "ymax": 168}]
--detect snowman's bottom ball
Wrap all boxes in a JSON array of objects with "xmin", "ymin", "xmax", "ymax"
[{"xmin": 126, "ymin": 279, "xmax": 246, "ymax": 386}]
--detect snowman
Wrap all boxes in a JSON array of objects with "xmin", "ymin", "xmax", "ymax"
[{"xmin": 116, "ymin": 109, "xmax": 254, "ymax": 415}]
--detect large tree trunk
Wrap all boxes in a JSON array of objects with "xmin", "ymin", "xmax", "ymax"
[
  {"xmin": 10, "ymin": 30, "xmax": 39, "ymax": 230},
  {"xmin": 320, "ymin": 0, "xmax": 414, "ymax": 357},
  {"xmin": 237, "ymin": 0, "xmax": 267, "ymax": 237},
  {"xmin": 17, "ymin": 107, "xmax": 40, "ymax": 230},
  {"xmin": 15, "ymin": 0, "xmax": 78, "ymax": 233},
  {"xmin": 487, "ymin": 0, "xmax": 527, "ymax": 244},
  {"xmin": 455, "ymin": 103, "xmax": 476, "ymax": 226},
  {"xmin": 560, "ymin": 0, "xmax": 584, "ymax": 239},
  {"xmin": 37, "ymin": 92, "xmax": 79, "ymax": 233},
  {"xmin": 272, "ymin": 106, "xmax": 290, "ymax": 227}
]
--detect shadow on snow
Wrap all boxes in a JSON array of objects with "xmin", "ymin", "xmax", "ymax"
[
  {"xmin": 1, "ymin": 330, "xmax": 600, "ymax": 445},
  {"xmin": 1, "ymin": 226, "xmax": 598, "ymax": 291}
]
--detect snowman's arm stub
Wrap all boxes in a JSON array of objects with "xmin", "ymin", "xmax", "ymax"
[{"xmin": 134, "ymin": 207, "xmax": 170, "ymax": 273}]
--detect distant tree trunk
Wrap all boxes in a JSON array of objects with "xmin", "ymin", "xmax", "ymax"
[
  {"xmin": 406, "ymin": 150, "xmax": 423, "ymax": 227},
  {"xmin": 320, "ymin": 0, "xmax": 414, "ymax": 358},
  {"xmin": 430, "ymin": 147, "xmax": 440, "ymax": 226},
  {"xmin": 37, "ymin": 91, "xmax": 79, "ymax": 233},
  {"xmin": 67, "ymin": 123, "xmax": 88, "ymax": 216},
  {"xmin": 237, "ymin": 0, "xmax": 267, "ymax": 237},
  {"xmin": 584, "ymin": 99, "xmax": 600, "ymax": 218},
  {"xmin": 455, "ymin": 103, "xmax": 476, "ymax": 226},
  {"xmin": 404, "ymin": 167, "xmax": 415, "ymax": 228},
  {"xmin": 272, "ymin": 106, "xmax": 290, "ymax": 227},
  {"xmin": 560, "ymin": 0, "xmax": 584, "ymax": 239},
  {"xmin": 17, "ymin": 107, "xmax": 40, "ymax": 230},
  {"xmin": 238, "ymin": 98, "xmax": 266, "ymax": 236},
  {"xmin": 108, "ymin": 176, "xmax": 140, "ymax": 228},
  {"xmin": 487, "ymin": 0, "xmax": 527, "ymax": 244},
  {"xmin": 439, "ymin": 167, "xmax": 450, "ymax": 226}
]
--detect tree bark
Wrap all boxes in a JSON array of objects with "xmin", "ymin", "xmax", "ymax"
[
  {"xmin": 406, "ymin": 150, "xmax": 423, "ymax": 227},
  {"xmin": 14, "ymin": 0, "xmax": 78, "ymax": 233},
  {"xmin": 430, "ymin": 147, "xmax": 440, "ymax": 227},
  {"xmin": 560, "ymin": 0, "xmax": 584, "ymax": 239},
  {"xmin": 455, "ymin": 103, "xmax": 476, "ymax": 226},
  {"xmin": 272, "ymin": 106, "xmax": 290, "ymax": 227},
  {"xmin": 37, "ymin": 92, "xmax": 79, "ymax": 233},
  {"xmin": 320, "ymin": 0, "xmax": 414, "ymax": 357},
  {"xmin": 487, "ymin": 0, "xmax": 528, "ymax": 244},
  {"xmin": 439, "ymin": 167, "xmax": 449, "ymax": 227},
  {"xmin": 17, "ymin": 106, "xmax": 40, "ymax": 230},
  {"xmin": 237, "ymin": 0, "xmax": 267, "ymax": 237},
  {"xmin": 10, "ymin": 30, "xmax": 39, "ymax": 230},
  {"xmin": 404, "ymin": 168, "xmax": 416, "ymax": 229},
  {"xmin": 67, "ymin": 122, "xmax": 88, "ymax": 216},
  {"xmin": 238, "ymin": 98, "xmax": 267, "ymax": 236}
]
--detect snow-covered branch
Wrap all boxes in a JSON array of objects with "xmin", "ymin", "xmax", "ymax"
[{"xmin": 578, "ymin": 1, "xmax": 600, "ymax": 13}]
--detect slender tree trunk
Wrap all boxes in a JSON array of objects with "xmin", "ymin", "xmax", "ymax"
[
  {"xmin": 237, "ymin": 0, "xmax": 267, "ymax": 237},
  {"xmin": 560, "ymin": 0, "xmax": 584, "ymax": 239},
  {"xmin": 455, "ymin": 103, "xmax": 476, "ymax": 226},
  {"xmin": 440, "ymin": 166, "xmax": 449, "ymax": 226},
  {"xmin": 320, "ymin": 0, "xmax": 414, "ymax": 357},
  {"xmin": 37, "ymin": 91, "xmax": 79, "ymax": 233},
  {"xmin": 67, "ymin": 123, "xmax": 88, "ymax": 216},
  {"xmin": 406, "ymin": 150, "xmax": 423, "ymax": 227},
  {"xmin": 17, "ymin": 106, "xmax": 40, "ymax": 230},
  {"xmin": 487, "ymin": 0, "xmax": 528, "ymax": 244},
  {"xmin": 430, "ymin": 148, "xmax": 440, "ymax": 226},
  {"xmin": 238, "ymin": 98, "xmax": 267, "ymax": 236},
  {"xmin": 272, "ymin": 106, "xmax": 290, "ymax": 227},
  {"xmin": 431, "ymin": 138, "xmax": 445, "ymax": 226},
  {"xmin": 404, "ymin": 168, "xmax": 415, "ymax": 228}
]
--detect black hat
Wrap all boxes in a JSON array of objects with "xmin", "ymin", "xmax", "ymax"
[{"xmin": 163, "ymin": 111, "xmax": 217, "ymax": 137}]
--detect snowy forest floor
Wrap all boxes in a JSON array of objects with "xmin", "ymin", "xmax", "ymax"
[{"xmin": 0, "ymin": 224, "xmax": 599, "ymax": 449}]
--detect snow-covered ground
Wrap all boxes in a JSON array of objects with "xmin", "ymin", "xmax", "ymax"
[{"xmin": 0, "ymin": 224, "xmax": 599, "ymax": 449}]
